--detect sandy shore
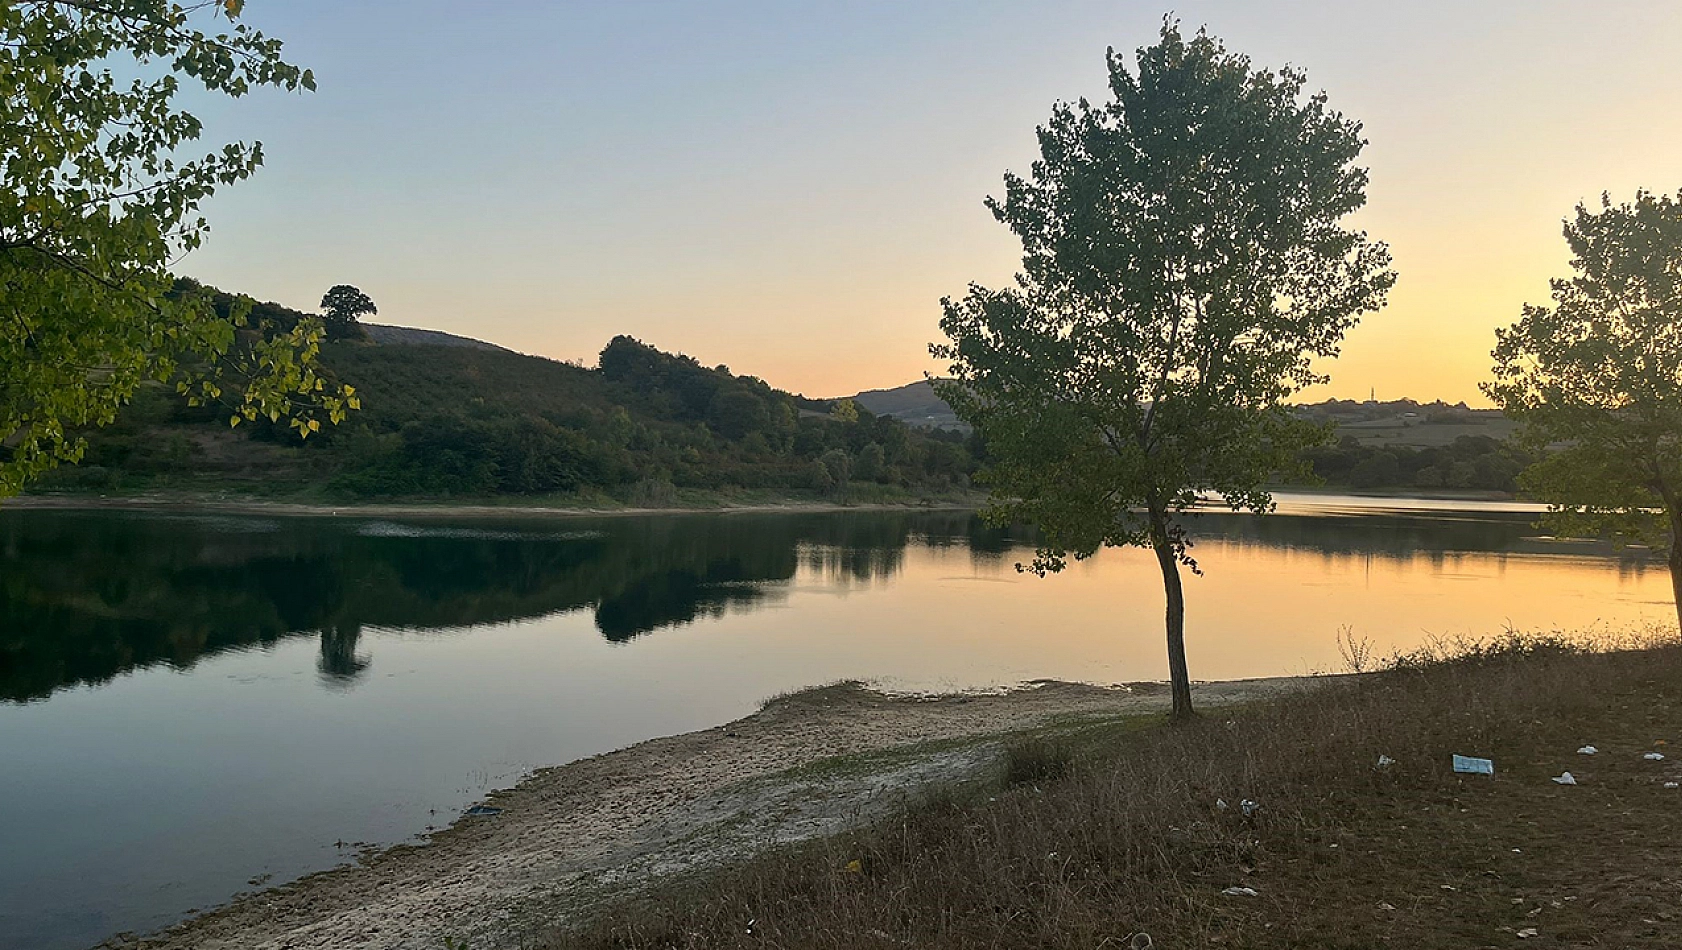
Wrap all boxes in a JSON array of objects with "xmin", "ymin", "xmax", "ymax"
[{"xmin": 117, "ymin": 677, "xmax": 1316, "ymax": 950}]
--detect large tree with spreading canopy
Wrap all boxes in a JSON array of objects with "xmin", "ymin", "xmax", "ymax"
[{"xmin": 934, "ymin": 22, "xmax": 1394, "ymax": 718}]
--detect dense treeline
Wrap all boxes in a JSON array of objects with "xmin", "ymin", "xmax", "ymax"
[
  {"xmin": 38, "ymin": 331, "xmax": 983, "ymax": 502},
  {"xmin": 321, "ymin": 337, "xmax": 980, "ymax": 499},
  {"xmin": 1294, "ymin": 434, "xmax": 1535, "ymax": 493}
]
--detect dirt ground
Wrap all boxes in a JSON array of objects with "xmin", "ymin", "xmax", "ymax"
[{"xmin": 115, "ymin": 678, "xmax": 1304, "ymax": 950}]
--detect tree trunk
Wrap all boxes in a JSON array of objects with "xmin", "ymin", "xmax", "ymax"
[
  {"xmin": 1668, "ymin": 502, "xmax": 1682, "ymax": 637},
  {"xmin": 1670, "ymin": 538, "xmax": 1682, "ymax": 638},
  {"xmin": 1664, "ymin": 490, "xmax": 1682, "ymax": 637},
  {"xmin": 1149, "ymin": 511, "xmax": 1194, "ymax": 720}
]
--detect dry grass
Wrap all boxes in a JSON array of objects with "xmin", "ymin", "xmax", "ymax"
[
  {"xmin": 1000, "ymin": 736, "xmax": 1077, "ymax": 787},
  {"xmin": 546, "ymin": 627, "xmax": 1682, "ymax": 949}
]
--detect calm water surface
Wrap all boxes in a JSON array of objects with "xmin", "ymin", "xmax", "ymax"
[{"xmin": 0, "ymin": 498, "xmax": 1671, "ymax": 949}]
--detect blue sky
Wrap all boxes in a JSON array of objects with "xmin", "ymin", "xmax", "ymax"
[{"xmin": 184, "ymin": 1, "xmax": 1682, "ymax": 401}]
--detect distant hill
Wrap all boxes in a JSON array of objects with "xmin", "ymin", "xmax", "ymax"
[
  {"xmin": 834, "ymin": 382, "xmax": 1530, "ymax": 493},
  {"xmin": 362, "ymin": 324, "xmax": 508, "ymax": 351},
  {"xmin": 1295, "ymin": 398, "xmax": 1518, "ymax": 449},
  {"xmin": 845, "ymin": 383, "xmax": 1519, "ymax": 449},
  {"xmin": 846, "ymin": 380, "xmax": 969, "ymax": 431}
]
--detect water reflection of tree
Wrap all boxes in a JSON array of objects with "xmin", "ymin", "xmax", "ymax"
[
  {"xmin": 799, "ymin": 544, "xmax": 904, "ymax": 587},
  {"xmin": 2, "ymin": 507, "xmax": 1656, "ymax": 703},
  {"xmin": 0, "ymin": 510, "xmax": 967, "ymax": 701},
  {"xmin": 317, "ymin": 624, "xmax": 370, "ymax": 686},
  {"xmin": 596, "ymin": 566, "xmax": 789, "ymax": 642},
  {"xmin": 1188, "ymin": 511, "xmax": 1662, "ymax": 570}
]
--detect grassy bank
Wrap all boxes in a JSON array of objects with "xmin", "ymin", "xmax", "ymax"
[{"xmin": 553, "ymin": 632, "xmax": 1682, "ymax": 949}]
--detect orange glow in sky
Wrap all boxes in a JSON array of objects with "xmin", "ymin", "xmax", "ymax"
[{"xmin": 187, "ymin": 2, "xmax": 1682, "ymax": 405}]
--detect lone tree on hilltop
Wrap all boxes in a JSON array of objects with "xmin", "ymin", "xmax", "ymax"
[
  {"xmin": 933, "ymin": 21, "xmax": 1394, "ymax": 719},
  {"xmin": 321, "ymin": 285, "xmax": 376, "ymax": 341},
  {"xmin": 1486, "ymin": 189, "xmax": 1682, "ymax": 633}
]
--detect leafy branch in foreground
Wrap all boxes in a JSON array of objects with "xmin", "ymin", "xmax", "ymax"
[
  {"xmin": 0, "ymin": 0, "xmax": 354, "ymax": 496},
  {"xmin": 934, "ymin": 21, "xmax": 1394, "ymax": 718}
]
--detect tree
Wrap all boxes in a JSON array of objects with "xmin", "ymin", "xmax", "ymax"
[
  {"xmin": 320, "ymin": 284, "xmax": 376, "ymax": 341},
  {"xmin": 933, "ymin": 22, "xmax": 1394, "ymax": 718},
  {"xmin": 707, "ymin": 389, "xmax": 769, "ymax": 441},
  {"xmin": 819, "ymin": 448, "xmax": 852, "ymax": 494},
  {"xmin": 856, "ymin": 442, "xmax": 887, "ymax": 482},
  {"xmin": 1485, "ymin": 189, "xmax": 1682, "ymax": 632},
  {"xmin": 1349, "ymin": 451, "xmax": 1401, "ymax": 489},
  {"xmin": 0, "ymin": 1, "xmax": 354, "ymax": 497}
]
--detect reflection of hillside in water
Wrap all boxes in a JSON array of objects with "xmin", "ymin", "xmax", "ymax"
[
  {"xmin": 0, "ymin": 510, "xmax": 986, "ymax": 702},
  {"xmin": 1189, "ymin": 510, "xmax": 1662, "ymax": 576},
  {"xmin": 2, "ymin": 506, "xmax": 1654, "ymax": 703}
]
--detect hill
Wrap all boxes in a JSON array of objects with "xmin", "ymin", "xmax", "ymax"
[
  {"xmin": 361, "ymin": 323, "xmax": 508, "ymax": 351},
  {"xmin": 850, "ymin": 382, "xmax": 1517, "ymax": 447},
  {"xmin": 29, "ymin": 276, "xmax": 1532, "ymax": 503},
  {"xmin": 842, "ymin": 383, "xmax": 1534, "ymax": 494},
  {"xmin": 33, "ymin": 329, "xmax": 982, "ymax": 504},
  {"xmin": 1295, "ymin": 398, "xmax": 1520, "ymax": 447},
  {"xmin": 846, "ymin": 380, "xmax": 969, "ymax": 431}
]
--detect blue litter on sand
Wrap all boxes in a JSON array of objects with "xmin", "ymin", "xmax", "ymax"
[
  {"xmin": 463, "ymin": 805, "xmax": 503, "ymax": 817},
  {"xmin": 1452, "ymin": 755, "xmax": 1495, "ymax": 775}
]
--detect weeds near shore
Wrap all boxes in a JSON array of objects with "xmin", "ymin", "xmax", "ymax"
[
  {"xmin": 755, "ymin": 680, "xmax": 869, "ymax": 713},
  {"xmin": 1000, "ymin": 736, "xmax": 1076, "ymax": 787},
  {"xmin": 547, "ymin": 627, "xmax": 1682, "ymax": 949},
  {"xmin": 1334, "ymin": 624, "xmax": 1374, "ymax": 673}
]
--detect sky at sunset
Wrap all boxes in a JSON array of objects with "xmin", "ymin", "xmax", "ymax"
[{"xmin": 183, "ymin": 1, "xmax": 1682, "ymax": 404}]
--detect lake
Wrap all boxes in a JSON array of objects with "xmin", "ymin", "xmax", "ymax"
[{"xmin": 0, "ymin": 497, "xmax": 1672, "ymax": 949}]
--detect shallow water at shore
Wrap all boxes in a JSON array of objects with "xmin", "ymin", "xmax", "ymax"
[{"xmin": 0, "ymin": 498, "xmax": 1670, "ymax": 949}]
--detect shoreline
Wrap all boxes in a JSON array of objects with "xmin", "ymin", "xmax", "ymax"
[
  {"xmin": 7, "ymin": 494, "xmax": 981, "ymax": 521},
  {"xmin": 117, "ymin": 676, "xmax": 1324, "ymax": 950},
  {"xmin": 1262, "ymin": 484, "xmax": 1523, "ymax": 503},
  {"xmin": 10, "ymin": 485, "xmax": 1533, "ymax": 523}
]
